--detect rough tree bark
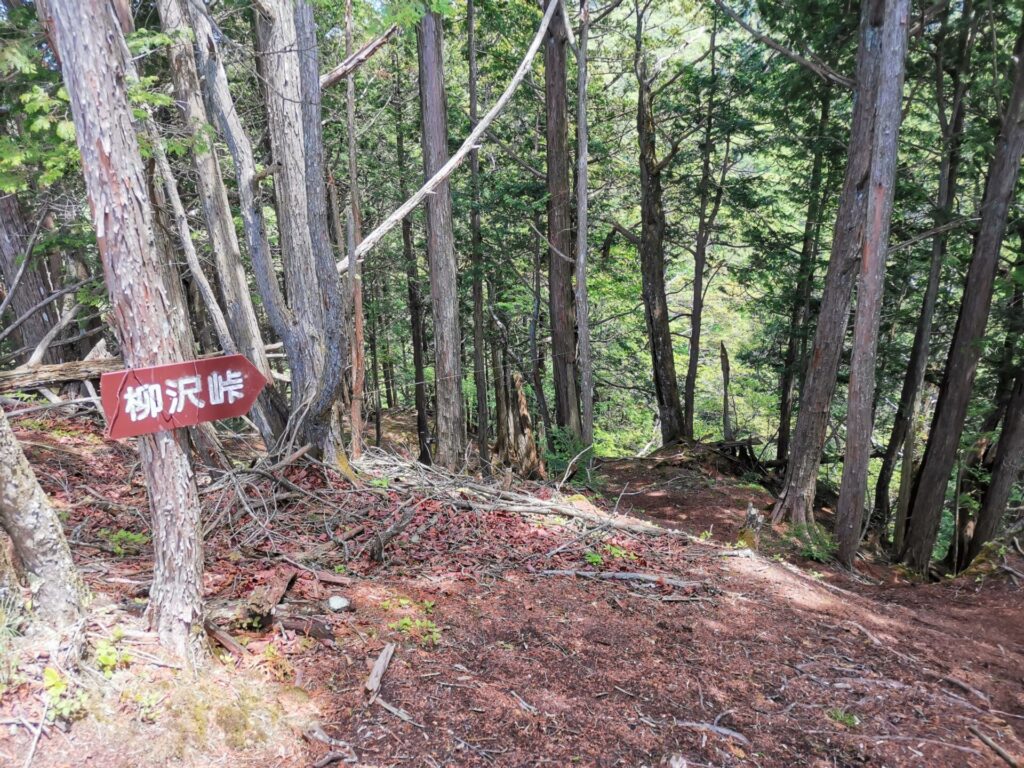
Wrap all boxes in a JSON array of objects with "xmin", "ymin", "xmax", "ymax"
[
  {"xmin": 187, "ymin": 0, "xmax": 346, "ymax": 459},
  {"xmin": 468, "ymin": 0, "xmax": 490, "ymax": 471},
  {"xmin": 0, "ymin": 406, "xmax": 84, "ymax": 628},
  {"xmin": 544, "ymin": 0, "xmax": 582, "ymax": 441},
  {"xmin": 634, "ymin": 4, "xmax": 685, "ymax": 445},
  {"xmin": 873, "ymin": 0, "xmax": 974, "ymax": 532},
  {"xmin": 834, "ymin": 0, "xmax": 910, "ymax": 568},
  {"xmin": 252, "ymin": 0, "xmax": 347, "ymax": 459},
  {"xmin": 901, "ymin": 18, "xmax": 1024, "ymax": 572},
  {"xmin": 772, "ymin": 0, "xmax": 891, "ymax": 527},
  {"xmin": 40, "ymin": 0, "xmax": 204, "ymax": 660},
  {"xmin": 720, "ymin": 342, "xmax": 733, "ymax": 442},
  {"xmin": 155, "ymin": 0, "xmax": 285, "ymax": 449},
  {"xmin": 417, "ymin": 8, "xmax": 466, "ymax": 469}
]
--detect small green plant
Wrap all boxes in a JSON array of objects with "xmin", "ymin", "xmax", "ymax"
[
  {"xmin": 332, "ymin": 564, "xmax": 347, "ymax": 574},
  {"xmin": 602, "ymin": 544, "xmax": 637, "ymax": 561},
  {"xmin": 699, "ymin": 529, "xmax": 713, "ymax": 541},
  {"xmin": 98, "ymin": 528, "xmax": 150, "ymax": 556},
  {"xmin": 827, "ymin": 708, "xmax": 859, "ymax": 728},
  {"xmin": 368, "ymin": 477, "xmax": 390, "ymax": 489},
  {"xmin": 93, "ymin": 637, "xmax": 131, "ymax": 678},
  {"xmin": 791, "ymin": 524, "xmax": 837, "ymax": 563},
  {"xmin": 583, "ymin": 551, "xmax": 604, "ymax": 566},
  {"xmin": 389, "ymin": 617, "xmax": 441, "ymax": 646},
  {"xmin": 42, "ymin": 666, "xmax": 87, "ymax": 722}
]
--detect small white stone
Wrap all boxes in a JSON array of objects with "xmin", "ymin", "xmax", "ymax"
[{"xmin": 327, "ymin": 595, "xmax": 351, "ymax": 612}]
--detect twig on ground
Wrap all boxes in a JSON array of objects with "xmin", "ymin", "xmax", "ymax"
[
  {"xmin": 968, "ymin": 724, "xmax": 1020, "ymax": 767},
  {"xmin": 674, "ymin": 718, "xmax": 750, "ymax": 746},
  {"xmin": 364, "ymin": 643, "xmax": 396, "ymax": 703},
  {"xmin": 22, "ymin": 698, "xmax": 48, "ymax": 768},
  {"xmin": 375, "ymin": 697, "xmax": 424, "ymax": 727},
  {"xmin": 541, "ymin": 570, "xmax": 703, "ymax": 590}
]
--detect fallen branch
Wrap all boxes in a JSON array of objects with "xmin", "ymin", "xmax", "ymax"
[
  {"xmin": 320, "ymin": 24, "xmax": 399, "ymax": 90},
  {"xmin": 541, "ymin": 570, "xmax": 703, "ymax": 591},
  {"xmin": 968, "ymin": 725, "xmax": 1020, "ymax": 768},
  {"xmin": 675, "ymin": 719, "xmax": 751, "ymax": 746},
  {"xmin": 364, "ymin": 642, "xmax": 396, "ymax": 704}
]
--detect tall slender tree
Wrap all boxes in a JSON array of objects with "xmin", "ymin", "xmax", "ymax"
[
  {"xmin": 834, "ymin": 0, "xmax": 910, "ymax": 567},
  {"xmin": 417, "ymin": 7, "xmax": 466, "ymax": 469},
  {"xmin": 544, "ymin": 0, "xmax": 582, "ymax": 442}
]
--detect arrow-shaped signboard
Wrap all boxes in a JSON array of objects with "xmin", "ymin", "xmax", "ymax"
[{"xmin": 100, "ymin": 354, "xmax": 267, "ymax": 440}]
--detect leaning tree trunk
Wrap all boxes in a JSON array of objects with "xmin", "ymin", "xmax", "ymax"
[
  {"xmin": 544, "ymin": 0, "xmax": 582, "ymax": 441},
  {"xmin": 965, "ymin": 371, "xmax": 1024, "ymax": 567},
  {"xmin": 41, "ymin": 0, "xmax": 205, "ymax": 660},
  {"xmin": 0, "ymin": 406, "xmax": 84, "ymax": 628},
  {"xmin": 634, "ymin": 15, "xmax": 685, "ymax": 445},
  {"xmin": 834, "ymin": 0, "xmax": 910, "ymax": 567},
  {"xmin": 772, "ymin": 0, "xmax": 890, "ymax": 527},
  {"xmin": 417, "ymin": 8, "xmax": 466, "ymax": 470},
  {"xmin": 468, "ymin": 0, "xmax": 490, "ymax": 471},
  {"xmin": 901, "ymin": 18, "xmax": 1024, "ymax": 572}
]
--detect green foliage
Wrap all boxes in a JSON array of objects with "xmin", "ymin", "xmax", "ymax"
[
  {"xmin": 93, "ymin": 637, "xmax": 131, "ymax": 678},
  {"xmin": 583, "ymin": 551, "xmax": 603, "ymax": 567},
  {"xmin": 98, "ymin": 528, "xmax": 150, "ymax": 556},
  {"xmin": 389, "ymin": 617, "xmax": 441, "ymax": 646},
  {"xmin": 544, "ymin": 427, "xmax": 589, "ymax": 479},
  {"xmin": 790, "ymin": 524, "xmax": 837, "ymax": 563},
  {"xmin": 826, "ymin": 708, "xmax": 859, "ymax": 728},
  {"xmin": 43, "ymin": 666, "xmax": 88, "ymax": 722}
]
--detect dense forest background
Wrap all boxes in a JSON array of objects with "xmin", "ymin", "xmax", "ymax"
[{"xmin": 2, "ymin": 0, "xmax": 1024, "ymax": 634}]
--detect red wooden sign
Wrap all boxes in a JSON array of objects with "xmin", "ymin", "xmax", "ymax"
[{"xmin": 100, "ymin": 354, "xmax": 267, "ymax": 439}]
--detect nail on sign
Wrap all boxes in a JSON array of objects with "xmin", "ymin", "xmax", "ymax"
[{"xmin": 100, "ymin": 354, "xmax": 267, "ymax": 439}]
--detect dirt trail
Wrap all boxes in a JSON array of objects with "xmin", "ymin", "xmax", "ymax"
[{"xmin": 1, "ymin": 413, "xmax": 1021, "ymax": 767}]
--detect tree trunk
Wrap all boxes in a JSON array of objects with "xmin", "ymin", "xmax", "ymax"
[
  {"xmin": 720, "ymin": 342, "xmax": 733, "ymax": 442},
  {"xmin": 417, "ymin": 9, "xmax": 465, "ymax": 470},
  {"xmin": 873, "ymin": 0, "xmax": 974, "ymax": 532},
  {"xmin": 834, "ymin": 0, "xmax": 910, "ymax": 567},
  {"xmin": 684, "ymin": 13, "xmax": 723, "ymax": 441},
  {"xmin": 772, "ymin": 0, "xmax": 891, "ymax": 527},
  {"xmin": 345, "ymin": 0, "xmax": 366, "ymax": 460},
  {"xmin": 254, "ymin": 0, "xmax": 347, "ymax": 459},
  {"xmin": 393, "ymin": 50, "xmax": 432, "ymax": 465},
  {"xmin": 0, "ymin": 195, "xmax": 62, "ymax": 365},
  {"xmin": 368, "ymin": 277, "xmax": 382, "ymax": 448},
  {"xmin": 575, "ymin": 0, "xmax": 594, "ymax": 448},
  {"xmin": 468, "ymin": 0, "xmax": 490, "ymax": 472},
  {"xmin": 529, "ymin": 210, "xmax": 555, "ymax": 450},
  {"xmin": 634, "ymin": 7, "xmax": 684, "ymax": 446},
  {"xmin": 154, "ymin": 0, "xmax": 285, "ymax": 449},
  {"xmin": 778, "ymin": 91, "xmax": 831, "ymax": 463},
  {"xmin": 901, "ymin": 18, "xmax": 1024, "ymax": 572},
  {"xmin": 41, "ymin": 0, "xmax": 204, "ymax": 660},
  {"xmin": 965, "ymin": 372, "xmax": 1024, "ymax": 566},
  {"xmin": 0, "ymin": 406, "xmax": 84, "ymax": 628},
  {"xmin": 544, "ymin": 0, "xmax": 582, "ymax": 441}
]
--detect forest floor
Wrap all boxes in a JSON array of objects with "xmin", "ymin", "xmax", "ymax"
[{"xmin": 1, "ymin": 407, "xmax": 1022, "ymax": 768}]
